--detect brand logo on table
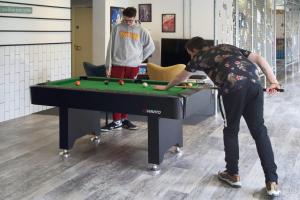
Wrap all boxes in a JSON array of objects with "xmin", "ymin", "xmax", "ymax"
[{"xmin": 143, "ymin": 109, "xmax": 162, "ymax": 115}]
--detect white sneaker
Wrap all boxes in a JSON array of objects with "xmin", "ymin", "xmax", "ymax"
[
  {"xmin": 100, "ymin": 121, "xmax": 122, "ymax": 132},
  {"xmin": 266, "ymin": 182, "xmax": 281, "ymax": 197}
]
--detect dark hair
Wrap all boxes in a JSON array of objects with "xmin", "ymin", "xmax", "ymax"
[
  {"xmin": 185, "ymin": 37, "xmax": 209, "ymax": 51},
  {"xmin": 123, "ymin": 7, "xmax": 137, "ymax": 17}
]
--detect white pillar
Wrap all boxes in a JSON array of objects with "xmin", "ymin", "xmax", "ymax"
[{"xmin": 92, "ymin": 0, "xmax": 110, "ymax": 65}]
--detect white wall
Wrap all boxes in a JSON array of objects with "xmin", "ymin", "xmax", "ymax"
[
  {"xmin": 0, "ymin": 0, "xmax": 71, "ymax": 122},
  {"xmin": 190, "ymin": 0, "xmax": 214, "ymax": 39}
]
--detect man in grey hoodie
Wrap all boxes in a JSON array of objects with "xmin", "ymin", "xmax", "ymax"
[{"xmin": 101, "ymin": 7, "xmax": 155, "ymax": 132}]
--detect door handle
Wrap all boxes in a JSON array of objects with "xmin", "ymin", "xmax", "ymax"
[{"xmin": 74, "ymin": 45, "xmax": 82, "ymax": 51}]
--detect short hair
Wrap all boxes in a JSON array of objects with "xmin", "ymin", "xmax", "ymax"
[
  {"xmin": 123, "ymin": 7, "xmax": 137, "ymax": 18},
  {"xmin": 185, "ymin": 37, "xmax": 209, "ymax": 51}
]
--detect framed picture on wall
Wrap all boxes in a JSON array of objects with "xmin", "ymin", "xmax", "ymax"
[
  {"xmin": 138, "ymin": 4, "xmax": 152, "ymax": 22},
  {"xmin": 110, "ymin": 6, "xmax": 124, "ymax": 31},
  {"xmin": 162, "ymin": 14, "xmax": 176, "ymax": 33}
]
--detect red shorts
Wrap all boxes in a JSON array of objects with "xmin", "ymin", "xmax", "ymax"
[{"xmin": 111, "ymin": 65, "xmax": 139, "ymax": 79}]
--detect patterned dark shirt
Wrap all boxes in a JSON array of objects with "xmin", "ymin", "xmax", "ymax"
[{"xmin": 185, "ymin": 44, "xmax": 260, "ymax": 95}]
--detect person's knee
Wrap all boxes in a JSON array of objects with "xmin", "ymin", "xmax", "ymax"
[
  {"xmin": 223, "ymin": 126, "xmax": 239, "ymax": 136},
  {"xmin": 249, "ymin": 123, "xmax": 267, "ymax": 139}
]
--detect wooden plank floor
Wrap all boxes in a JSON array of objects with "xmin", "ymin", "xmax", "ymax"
[{"xmin": 1, "ymin": 73, "xmax": 300, "ymax": 200}]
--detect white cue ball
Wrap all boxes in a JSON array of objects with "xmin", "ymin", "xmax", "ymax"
[
  {"xmin": 143, "ymin": 82, "xmax": 148, "ymax": 87},
  {"xmin": 187, "ymin": 82, "xmax": 193, "ymax": 87}
]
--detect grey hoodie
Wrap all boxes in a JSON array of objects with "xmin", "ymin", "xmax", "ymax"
[{"xmin": 105, "ymin": 22, "xmax": 155, "ymax": 71}]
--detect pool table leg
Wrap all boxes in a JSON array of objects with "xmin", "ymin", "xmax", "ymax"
[
  {"xmin": 147, "ymin": 116, "xmax": 183, "ymax": 171},
  {"xmin": 59, "ymin": 107, "xmax": 101, "ymax": 155}
]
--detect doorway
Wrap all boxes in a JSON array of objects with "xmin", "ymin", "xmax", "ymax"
[{"xmin": 71, "ymin": 4, "xmax": 93, "ymax": 76}]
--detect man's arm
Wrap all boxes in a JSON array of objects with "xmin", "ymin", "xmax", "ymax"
[
  {"xmin": 105, "ymin": 28, "xmax": 115, "ymax": 77},
  {"xmin": 247, "ymin": 52, "xmax": 281, "ymax": 93},
  {"xmin": 247, "ymin": 52, "xmax": 278, "ymax": 84},
  {"xmin": 154, "ymin": 70, "xmax": 193, "ymax": 90},
  {"xmin": 142, "ymin": 29, "xmax": 155, "ymax": 61}
]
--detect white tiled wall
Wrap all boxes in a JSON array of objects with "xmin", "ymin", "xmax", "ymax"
[{"xmin": 0, "ymin": 44, "xmax": 71, "ymax": 122}]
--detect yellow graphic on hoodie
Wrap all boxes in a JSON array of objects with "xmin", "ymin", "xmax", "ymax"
[{"xmin": 119, "ymin": 31, "xmax": 140, "ymax": 41}]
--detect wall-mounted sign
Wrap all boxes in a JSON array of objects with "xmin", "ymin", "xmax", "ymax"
[{"xmin": 0, "ymin": 6, "xmax": 32, "ymax": 14}]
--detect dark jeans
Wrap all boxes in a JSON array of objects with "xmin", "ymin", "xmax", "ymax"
[{"xmin": 218, "ymin": 80, "xmax": 278, "ymax": 183}]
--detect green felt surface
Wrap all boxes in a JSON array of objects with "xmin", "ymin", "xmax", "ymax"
[{"xmin": 45, "ymin": 77, "xmax": 197, "ymax": 96}]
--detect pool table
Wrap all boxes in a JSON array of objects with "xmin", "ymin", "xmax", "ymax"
[{"xmin": 30, "ymin": 76, "xmax": 214, "ymax": 170}]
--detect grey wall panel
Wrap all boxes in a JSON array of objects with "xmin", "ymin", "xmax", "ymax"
[
  {"xmin": 0, "ymin": 2, "xmax": 70, "ymax": 19},
  {"xmin": 0, "ymin": 32, "xmax": 70, "ymax": 45},
  {"xmin": 0, "ymin": 0, "xmax": 70, "ymax": 8},
  {"xmin": 0, "ymin": 18, "xmax": 70, "ymax": 31}
]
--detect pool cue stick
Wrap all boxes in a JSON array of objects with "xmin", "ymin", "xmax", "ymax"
[{"xmin": 263, "ymin": 88, "xmax": 284, "ymax": 92}]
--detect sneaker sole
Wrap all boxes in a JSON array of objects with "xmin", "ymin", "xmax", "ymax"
[
  {"xmin": 218, "ymin": 175, "xmax": 242, "ymax": 188},
  {"xmin": 266, "ymin": 189, "xmax": 281, "ymax": 197},
  {"xmin": 122, "ymin": 126, "xmax": 138, "ymax": 130},
  {"xmin": 101, "ymin": 127, "xmax": 122, "ymax": 132}
]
